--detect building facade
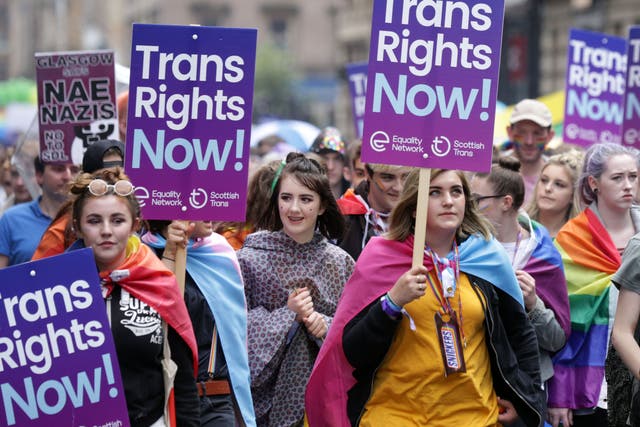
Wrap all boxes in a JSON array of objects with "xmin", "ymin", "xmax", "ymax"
[
  {"xmin": 0, "ymin": 0, "xmax": 344, "ymax": 125},
  {"xmin": 2, "ymin": 0, "xmax": 640, "ymax": 138}
]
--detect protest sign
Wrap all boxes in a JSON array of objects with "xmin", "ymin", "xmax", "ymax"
[
  {"xmin": 346, "ymin": 62, "xmax": 368, "ymax": 139},
  {"xmin": 361, "ymin": 0, "xmax": 505, "ymax": 173},
  {"xmin": 623, "ymin": 26, "xmax": 640, "ymax": 149},
  {"xmin": 125, "ymin": 23, "xmax": 257, "ymax": 221},
  {"xmin": 563, "ymin": 29, "xmax": 626, "ymax": 147},
  {"xmin": 35, "ymin": 50, "xmax": 118, "ymax": 165},
  {"xmin": 0, "ymin": 249, "xmax": 129, "ymax": 427}
]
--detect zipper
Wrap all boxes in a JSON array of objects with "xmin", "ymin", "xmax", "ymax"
[{"xmin": 471, "ymin": 280, "xmax": 543, "ymax": 427}]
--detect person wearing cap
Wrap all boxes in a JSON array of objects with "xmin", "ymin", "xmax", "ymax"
[
  {"xmin": 338, "ymin": 162, "xmax": 413, "ymax": 260},
  {"xmin": 506, "ymin": 99, "xmax": 555, "ymax": 207},
  {"xmin": 0, "ymin": 156, "xmax": 80, "ymax": 267},
  {"xmin": 309, "ymin": 126, "xmax": 351, "ymax": 199},
  {"xmin": 31, "ymin": 139, "xmax": 124, "ymax": 261}
]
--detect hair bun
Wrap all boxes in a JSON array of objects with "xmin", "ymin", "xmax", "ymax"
[{"xmin": 498, "ymin": 155, "xmax": 521, "ymax": 173}]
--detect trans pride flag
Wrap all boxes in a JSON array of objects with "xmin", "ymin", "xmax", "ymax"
[
  {"xmin": 305, "ymin": 234, "xmax": 523, "ymax": 427},
  {"xmin": 548, "ymin": 208, "xmax": 621, "ymax": 408}
]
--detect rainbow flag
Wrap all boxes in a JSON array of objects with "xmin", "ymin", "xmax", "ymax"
[{"xmin": 548, "ymin": 208, "xmax": 620, "ymax": 408}]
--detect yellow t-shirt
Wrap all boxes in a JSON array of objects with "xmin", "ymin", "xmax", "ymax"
[{"xmin": 360, "ymin": 272, "xmax": 500, "ymax": 427}]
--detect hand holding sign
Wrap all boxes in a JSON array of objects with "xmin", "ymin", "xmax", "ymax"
[
  {"xmin": 362, "ymin": 0, "xmax": 504, "ymax": 266},
  {"xmin": 126, "ymin": 24, "xmax": 257, "ymax": 222}
]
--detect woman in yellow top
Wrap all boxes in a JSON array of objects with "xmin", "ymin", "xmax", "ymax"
[{"xmin": 306, "ymin": 168, "xmax": 546, "ymax": 426}]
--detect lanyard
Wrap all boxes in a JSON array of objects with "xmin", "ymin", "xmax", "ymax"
[
  {"xmin": 511, "ymin": 229, "xmax": 522, "ymax": 267},
  {"xmin": 424, "ymin": 242, "xmax": 466, "ymax": 346},
  {"xmin": 424, "ymin": 242, "xmax": 460, "ymax": 314}
]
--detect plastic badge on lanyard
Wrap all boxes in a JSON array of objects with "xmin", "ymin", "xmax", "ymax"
[{"xmin": 442, "ymin": 266, "xmax": 455, "ymax": 298}]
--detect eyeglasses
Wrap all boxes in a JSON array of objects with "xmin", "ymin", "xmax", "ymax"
[
  {"xmin": 87, "ymin": 179, "xmax": 134, "ymax": 197},
  {"xmin": 471, "ymin": 193, "xmax": 505, "ymax": 203}
]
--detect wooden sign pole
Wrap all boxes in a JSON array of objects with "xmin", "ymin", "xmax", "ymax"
[
  {"xmin": 174, "ymin": 220, "xmax": 189, "ymax": 294},
  {"xmin": 412, "ymin": 168, "xmax": 431, "ymax": 269}
]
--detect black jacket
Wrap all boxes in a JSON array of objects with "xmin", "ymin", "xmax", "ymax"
[
  {"xmin": 339, "ymin": 181, "xmax": 376, "ymax": 261},
  {"xmin": 342, "ymin": 273, "xmax": 546, "ymax": 427}
]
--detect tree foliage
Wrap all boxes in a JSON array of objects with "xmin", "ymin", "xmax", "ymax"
[{"xmin": 253, "ymin": 43, "xmax": 308, "ymax": 121}]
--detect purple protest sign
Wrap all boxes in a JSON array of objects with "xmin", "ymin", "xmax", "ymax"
[
  {"xmin": 346, "ymin": 62, "xmax": 368, "ymax": 139},
  {"xmin": 361, "ymin": 0, "xmax": 504, "ymax": 172},
  {"xmin": 563, "ymin": 29, "xmax": 626, "ymax": 147},
  {"xmin": 125, "ymin": 23, "xmax": 257, "ymax": 221},
  {"xmin": 0, "ymin": 249, "xmax": 129, "ymax": 427},
  {"xmin": 35, "ymin": 50, "xmax": 118, "ymax": 165},
  {"xmin": 623, "ymin": 26, "xmax": 640, "ymax": 149}
]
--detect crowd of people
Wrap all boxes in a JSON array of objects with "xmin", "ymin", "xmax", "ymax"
[{"xmin": 2, "ymin": 97, "xmax": 640, "ymax": 427}]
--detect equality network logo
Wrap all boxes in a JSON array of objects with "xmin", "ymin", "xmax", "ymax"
[
  {"xmin": 369, "ymin": 131, "xmax": 390, "ymax": 152},
  {"xmin": 134, "ymin": 185, "xmax": 149, "ymax": 207},
  {"xmin": 369, "ymin": 130, "xmax": 452, "ymax": 158}
]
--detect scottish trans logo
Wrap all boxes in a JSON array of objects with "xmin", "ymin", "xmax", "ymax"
[
  {"xmin": 189, "ymin": 188, "xmax": 208, "ymax": 209},
  {"xmin": 431, "ymin": 136, "xmax": 451, "ymax": 157}
]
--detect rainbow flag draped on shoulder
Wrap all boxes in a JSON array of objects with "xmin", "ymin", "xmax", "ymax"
[{"xmin": 548, "ymin": 207, "xmax": 621, "ymax": 408}]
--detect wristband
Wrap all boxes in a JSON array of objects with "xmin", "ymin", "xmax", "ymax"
[
  {"xmin": 385, "ymin": 292, "xmax": 403, "ymax": 311},
  {"xmin": 162, "ymin": 255, "xmax": 176, "ymax": 262},
  {"xmin": 380, "ymin": 295, "xmax": 402, "ymax": 320}
]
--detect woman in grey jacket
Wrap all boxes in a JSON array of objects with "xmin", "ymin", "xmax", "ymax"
[{"xmin": 470, "ymin": 157, "xmax": 571, "ymax": 385}]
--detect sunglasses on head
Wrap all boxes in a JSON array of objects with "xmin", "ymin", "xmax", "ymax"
[{"xmin": 87, "ymin": 179, "xmax": 134, "ymax": 197}]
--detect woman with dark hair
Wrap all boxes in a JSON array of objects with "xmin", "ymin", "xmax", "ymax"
[
  {"xmin": 306, "ymin": 168, "xmax": 545, "ymax": 426},
  {"xmin": 142, "ymin": 220, "xmax": 256, "ymax": 426},
  {"xmin": 471, "ymin": 157, "xmax": 570, "ymax": 425},
  {"xmin": 550, "ymin": 142, "xmax": 640, "ymax": 427},
  {"xmin": 237, "ymin": 152, "xmax": 355, "ymax": 426},
  {"xmin": 68, "ymin": 167, "xmax": 199, "ymax": 427}
]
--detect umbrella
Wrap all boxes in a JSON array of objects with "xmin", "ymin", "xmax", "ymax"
[{"xmin": 250, "ymin": 119, "xmax": 321, "ymax": 152}]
